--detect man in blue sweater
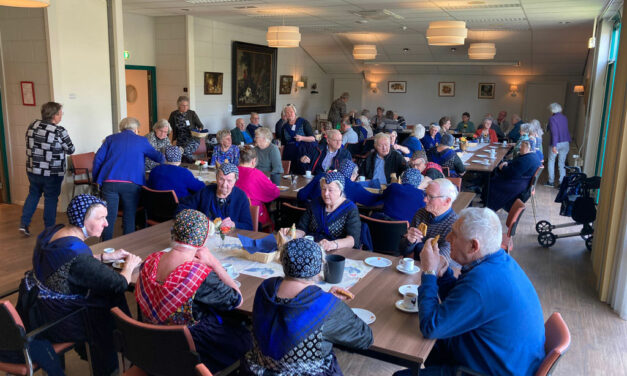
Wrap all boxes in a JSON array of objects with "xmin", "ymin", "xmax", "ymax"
[
  {"xmin": 395, "ymin": 207, "xmax": 545, "ymax": 375},
  {"xmin": 177, "ymin": 163, "xmax": 253, "ymax": 230}
]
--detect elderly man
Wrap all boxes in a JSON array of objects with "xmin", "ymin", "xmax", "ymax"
[
  {"xmin": 246, "ymin": 112, "xmax": 261, "ymax": 139},
  {"xmin": 231, "ymin": 117, "xmax": 253, "ymax": 145},
  {"xmin": 399, "ymin": 178, "xmax": 459, "ymax": 266},
  {"xmin": 371, "ymin": 106, "xmax": 385, "ymax": 131},
  {"xmin": 546, "ymin": 102, "xmax": 572, "ymax": 187},
  {"xmin": 328, "ymin": 92, "xmax": 349, "ymax": 127},
  {"xmin": 341, "ymin": 117, "xmax": 358, "ymax": 145},
  {"xmin": 394, "ymin": 208, "xmax": 545, "ymax": 375},
  {"xmin": 300, "ymin": 129, "xmax": 351, "ymax": 175},
  {"xmin": 507, "ymin": 113, "xmax": 523, "ymax": 142},
  {"xmin": 495, "ymin": 110, "xmax": 510, "ymax": 133},
  {"xmin": 360, "ymin": 132, "xmax": 407, "ymax": 184},
  {"xmin": 177, "ymin": 163, "xmax": 253, "ymax": 230}
]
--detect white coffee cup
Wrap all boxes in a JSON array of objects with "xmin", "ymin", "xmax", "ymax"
[
  {"xmin": 502, "ymin": 140, "xmax": 507, "ymax": 146},
  {"xmin": 223, "ymin": 263, "xmax": 235, "ymax": 277},
  {"xmin": 305, "ymin": 170, "xmax": 312, "ymax": 178},
  {"xmin": 401, "ymin": 257, "xmax": 414, "ymax": 271},
  {"xmin": 103, "ymin": 248, "xmax": 115, "ymax": 254},
  {"xmin": 359, "ymin": 176, "xmax": 366, "ymax": 182},
  {"xmin": 403, "ymin": 292, "xmax": 418, "ymax": 310},
  {"xmin": 240, "ymin": 142, "xmax": 244, "ymax": 146}
]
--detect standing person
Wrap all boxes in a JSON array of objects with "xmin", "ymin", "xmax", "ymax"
[
  {"xmin": 145, "ymin": 119, "xmax": 172, "ymax": 171},
  {"xmin": 247, "ymin": 112, "xmax": 261, "ymax": 140},
  {"xmin": 279, "ymin": 104, "xmax": 316, "ymax": 175},
  {"xmin": 168, "ymin": 95, "xmax": 205, "ymax": 163},
  {"xmin": 328, "ymin": 92, "xmax": 349, "ymax": 127},
  {"xmin": 20, "ymin": 102, "xmax": 75, "ymax": 236},
  {"xmin": 545, "ymin": 102, "xmax": 571, "ymax": 187},
  {"xmin": 93, "ymin": 117, "xmax": 165, "ymax": 240}
]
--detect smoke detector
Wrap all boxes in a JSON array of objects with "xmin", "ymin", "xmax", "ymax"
[{"xmin": 352, "ymin": 9, "xmax": 404, "ymax": 20}]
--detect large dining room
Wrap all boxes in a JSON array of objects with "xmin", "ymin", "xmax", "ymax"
[{"xmin": 0, "ymin": 0, "xmax": 626, "ymax": 375}]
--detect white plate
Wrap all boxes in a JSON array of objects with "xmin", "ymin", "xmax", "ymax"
[
  {"xmin": 398, "ymin": 284, "xmax": 419, "ymax": 295},
  {"xmin": 395, "ymin": 299, "xmax": 419, "ymax": 313},
  {"xmin": 234, "ymin": 280, "xmax": 241, "ymax": 288},
  {"xmin": 229, "ymin": 272, "xmax": 240, "ymax": 280},
  {"xmin": 283, "ymin": 175, "xmax": 291, "ymax": 178},
  {"xmin": 277, "ymin": 186, "xmax": 289, "ymax": 191},
  {"xmin": 112, "ymin": 260, "xmax": 125, "ymax": 269},
  {"xmin": 352, "ymin": 308, "xmax": 376, "ymax": 325},
  {"xmin": 364, "ymin": 257, "xmax": 392, "ymax": 268},
  {"xmin": 396, "ymin": 264, "xmax": 420, "ymax": 275}
]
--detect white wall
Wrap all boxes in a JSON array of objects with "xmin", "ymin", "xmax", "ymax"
[
  {"xmin": 155, "ymin": 16, "xmax": 187, "ymax": 121},
  {"xmin": 0, "ymin": 7, "xmax": 51, "ymax": 203},
  {"xmin": 123, "ymin": 12, "xmax": 156, "ymax": 67}
]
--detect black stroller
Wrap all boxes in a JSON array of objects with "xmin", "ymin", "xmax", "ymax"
[{"xmin": 535, "ymin": 166, "xmax": 601, "ymax": 251}]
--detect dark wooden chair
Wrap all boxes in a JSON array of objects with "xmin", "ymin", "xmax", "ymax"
[
  {"xmin": 69, "ymin": 152, "xmax": 96, "ymax": 196},
  {"xmin": 360, "ymin": 214, "xmax": 409, "ymax": 256},
  {"xmin": 141, "ymin": 186, "xmax": 179, "ymax": 226},
  {"xmin": 279, "ymin": 202, "xmax": 306, "ymax": 229}
]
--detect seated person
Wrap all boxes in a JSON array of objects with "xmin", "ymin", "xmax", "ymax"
[
  {"xmin": 426, "ymin": 134, "xmax": 466, "ymax": 177},
  {"xmin": 455, "ymin": 112, "xmax": 475, "ymax": 133},
  {"xmin": 421, "ymin": 124, "xmax": 442, "ymax": 150},
  {"xmin": 529, "ymin": 119, "xmax": 544, "ymax": 160},
  {"xmin": 507, "ymin": 114, "xmax": 523, "ymax": 142},
  {"xmin": 242, "ymin": 238, "xmax": 373, "ymax": 375},
  {"xmin": 399, "ymin": 178, "xmax": 459, "ymax": 267},
  {"xmin": 282, "ymin": 171, "xmax": 360, "ymax": 252},
  {"xmin": 177, "ymin": 163, "xmax": 253, "ymax": 230},
  {"xmin": 390, "ymin": 130, "xmax": 411, "ymax": 158},
  {"xmin": 231, "ymin": 117, "xmax": 253, "ymax": 145},
  {"xmin": 145, "ymin": 119, "xmax": 172, "ymax": 171},
  {"xmin": 246, "ymin": 112, "xmax": 262, "ymax": 139},
  {"xmin": 300, "ymin": 129, "xmax": 351, "ymax": 175},
  {"xmin": 475, "ymin": 117, "xmax": 499, "ymax": 142},
  {"xmin": 136, "ymin": 209, "xmax": 251, "ymax": 372},
  {"xmin": 511, "ymin": 123, "xmax": 537, "ymax": 159},
  {"xmin": 341, "ymin": 116, "xmax": 359, "ymax": 145},
  {"xmin": 377, "ymin": 168, "xmax": 427, "ymax": 223},
  {"xmin": 360, "ymin": 132, "xmax": 407, "ymax": 184},
  {"xmin": 254, "ymin": 126, "xmax": 283, "ymax": 181},
  {"xmin": 401, "ymin": 124, "xmax": 425, "ymax": 159},
  {"xmin": 352, "ymin": 117, "xmax": 368, "ymax": 142},
  {"xmin": 380, "ymin": 110, "xmax": 403, "ymax": 132},
  {"xmin": 394, "ymin": 208, "xmax": 545, "ymax": 375},
  {"xmin": 16, "ymin": 195, "xmax": 142, "ymax": 376},
  {"xmin": 147, "ymin": 145, "xmax": 205, "ymax": 199},
  {"xmin": 409, "ymin": 150, "xmax": 444, "ymax": 180},
  {"xmin": 211, "ymin": 129, "xmax": 240, "ymax": 166},
  {"xmin": 359, "ymin": 114, "xmax": 374, "ymax": 138},
  {"xmin": 439, "ymin": 116, "xmax": 452, "ymax": 134},
  {"xmin": 370, "ymin": 106, "xmax": 385, "ymax": 131},
  {"xmin": 496, "ymin": 110, "xmax": 511, "ymax": 135},
  {"xmin": 297, "ymin": 159, "xmax": 380, "ymax": 207},
  {"xmin": 235, "ymin": 146, "xmax": 280, "ymax": 228},
  {"xmin": 484, "ymin": 140, "xmax": 541, "ymax": 212},
  {"xmin": 279, "ymin": 104, "xmax": 316, "ymax": 175}
]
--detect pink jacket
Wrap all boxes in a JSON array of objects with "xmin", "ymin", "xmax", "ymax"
[{"xmin": 235, "ymin": 166, "xmax": 280, "ymax": 225}]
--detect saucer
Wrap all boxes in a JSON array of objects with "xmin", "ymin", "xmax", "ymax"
[
  {"xmin": 112, "ymin": 260, "xmax": 125, "ymax": 269},
  {"xmin": 395, "ymin": 300, "xmax": 419, "ymax": 313},
  {"xmin": 398, "ymin": 284, "xmax": 419, "ymax": 295},
  {"xmin": 276, "ymin": 186, "xmax": 289, "ymax": 191},
  {"xmin": 364, "ymin": 257, "xmax": 392, "ymax": 268},
  {"xmin": 396, "ymin": 264, "xmax": 420, "ymax": 275},
  {"xmin": 352, "ymin": 308, "xmax": 376, "ymax": 325},
  {"xmin": 229, "ymin": 272, "xmax": 240, "ymax": 280}
]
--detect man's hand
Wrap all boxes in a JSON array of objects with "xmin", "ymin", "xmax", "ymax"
[
  {"xmin": 437, "ymin": 255, "xmax": 449, "ymax": 277},
  {"xmin": 419, "ymin": 237, "xmax": 440, "ymax": 273},
  {"xmin": 499, "ymin": 162, "xmax": 508, "ymax": 170},
  {"xmin": 300, "ymin": 155, "xmax": 311, "ymax": 164},
  {"xmin": 406, "ymin": 227, "xmax": 424, "ymax": 244},
  {"xmin": 552, "ymin": 146, "xmax": 557, "ymax": 154}
]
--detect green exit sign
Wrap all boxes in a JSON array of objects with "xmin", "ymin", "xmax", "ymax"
[{"xmin": 123, "ymin": 51, "xmax": 130, "ymax": 60}]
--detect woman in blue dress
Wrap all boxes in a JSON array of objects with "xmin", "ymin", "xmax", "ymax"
[
  {"xmin": 401, "ymin": 124, "xmax": 426, "ymax": 158},
  {"xmin": 279, "ymin": 104, "xmax": 316, "ymax": 175},
  {"xmin": 421, "ymin": 123, "xmax": 442, "ymax": 150},
  {"xmin": 211, "ymin": 129, "xmax": 240, "ymax": 165}
]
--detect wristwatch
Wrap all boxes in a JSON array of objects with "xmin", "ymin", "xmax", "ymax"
[{"xmin": 423, "ymin": 270, "xmax": 437, "ymax": 276}]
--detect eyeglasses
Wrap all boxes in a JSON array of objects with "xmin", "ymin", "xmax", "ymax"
[{"xmin": 425, "ymin": 194, "xmax": 445, "ymax": 201}]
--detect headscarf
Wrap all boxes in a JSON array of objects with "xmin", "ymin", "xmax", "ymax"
[
  {"xmin": 281, "ymin": 238, "xmax": 322, "ymax": 278},
  {"xmin": 401, "ymin": 168, "xmax": 424, "ymax": 188},
  {"xmin": 219, "ymin": 162, "xmax": 239, "ymax": 179},
  {"xmin": 338, "ymin": 159, "xmax": 358, "ymax": 181},
  {"xmin": 165, "ymin": 145, "xmax": 182, "ymax": 162},
  {"xmin": 66, "ymin": 194, "xmax": 107, "ymax": 230},
  {"xmin": 323, "ymin": 170, "xmax": 345, "ymax": 192},
  {"xmin": 172, "ymin": 209, "xmax": 209, "ymax": 247},
  {"xmin": 441, "ymin": 134, "xmax": 455, "ymax": 147}
]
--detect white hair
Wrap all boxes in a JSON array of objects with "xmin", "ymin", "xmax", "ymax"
[
  {"xmin": 326, "ymin": 129, "xmax": 341, "ymax": 139},
  {"xmin": 430, "ymin": 178, "xmax": 458, "ymax": 201},
  {"xmin": 255, "ymin": 126, "xmax": 273, "ymax": 142},
  {"xmin": 429, "ymin": 123, "xmax": 440, "ymax": 132},
  {"xmin": 359, "ymin": 115, "xmax": 370, "ymax": 127},
  {"xmin": 456, "ymin": 207, "xmax": 503, "ymax": 256},
  {"xmin": 413, "ymin": 124, "xmax": 426, "ymax": 139},
  {"xmin": 520, "ymin": 123, "xmax": 532, "ymax": 134},
  {"xmin": 119, "ymin": 117, "xmax": 140, "ymax": 131},
  {"xmin": 152, "ymin": 119, "xmax": 171, "ymax": 132},
  {"xmin": 374, "ymin": 132, "xmax": 391, "ymax": 144},
  {"xmin": 530, "ymin": 119, "xmax": 544, "ymax": 137},
  {"xmin": 284, "ymin": 103, "xmax": 297, "ymax": 115},
  {"xmin": 549, "ymin": 102, "xmax": 562, "ymax": 113}
]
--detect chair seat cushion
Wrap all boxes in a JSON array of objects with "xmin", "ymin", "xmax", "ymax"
[{"xmin": 0, "ymin": 361, "xmax": 28, "ymax": 375}]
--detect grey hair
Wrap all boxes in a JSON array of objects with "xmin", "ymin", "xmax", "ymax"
[
  {"xmin": 326, "ymin": 129, "xmax": 341, "ymax": 139},
  {"xmin": 483, "ymin": 117, "xmax": 493, "ymax": 125},
  {"xmin": 512, "ymin": 113, "xmax": 521, "ymax": 122},
  {"xmin": 340, "ymin": 92, "xmax": 350, "ymax": 100},
  {"xmin": 177, "ymin": 95, "xmax": 190, "ymax": 104},
  {"xmin": 374, "ymin": 132, "xmax": 391, "ymax": 144},
  {"xmin": 255, "ymin": 126, "xmax": 273, "ymax": 142},
  {"xmin": 284, "ymin": 103, "xmax": 297, "ymax": 115},
  {"xmin": 119, "ymin": 117, "xmax": 140, "ymax": 131},
  {"xmin": 530, "ymin": 119, "xmax": 544, "ymax": 137},
  {"xmin": 216, "ymin": 129, "xmax": 231, "ymax": 143},
  {"xmin": 413, "ymin": 124, "xmax": 426, "ymax": 139},
  {"xmin": 250, "ymin": 112, "xmax": 259, "ymax": 118},
  {"xmin": 430, "ymin": 178, "xmax": 458, "ymax": 201},
  {"xmin": 359, "ymin": 115, "xmax": 370, "ymax": 127},
  {"xmin": 520, "ymin": 140, "xmax": 531, "ymax": 149},
  {"xmin": 152, "ymin": 119, "xmax": 171, "ymax": 132},
  {"xmin": 456, "ymin": 207, "xmax": 503, "ymax": 257},
  {"xmin": 429, "ymin": 123, "xmax": 440, "ymax": 132},
  {"xmin": 549, "ymin": 102, "xmax": 562, "ymax": 113},
  {"xmin": 360, "ymin": 109, "xmax": 371, "ymax": 117},
  {"xmin": 520, "ymin": 123, "xmax": 532, "ymax": 134}
]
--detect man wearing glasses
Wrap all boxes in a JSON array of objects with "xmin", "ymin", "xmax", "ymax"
[
  {"xmin": 300, "ymin": 129, "xmax": 351, "ymax": 175},
  {"xmin": 399, "ymin": 178, "xmax": 460, "ymax": 267}
]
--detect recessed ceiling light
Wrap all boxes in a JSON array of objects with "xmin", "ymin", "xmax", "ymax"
[
  {"xmin": 402, "ymin": 48, "xmax": 410, "ymax": 53},
  {"xmin": 356, "ymin": 19, "xmax": 368, "ymax": 24},
  {"xmin": 559, "ymin": 21, "xmax": 571, "ymax": 24},
  {"xmin": 181, "ymin": 8, "xmax": 190, "ymax": 11}
]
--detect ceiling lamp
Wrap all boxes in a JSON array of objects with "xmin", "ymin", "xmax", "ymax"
[
  {"xmin": 468, "ymin": 43, "xmax": 496, "ymax": 59},
  {"xmin": 266, "ymin": 26, "xmax": 301, "ymax": 48},
  {"xmin": 0, "ymin": 0, "xmax": 49, "ymax": 6},
  {"xmin": 353, "ymin": 45, "xmax": 377, "ymax": 60},
  {"xmin": 426, "ymin": 21, "xmax": 467, "ymax": 46}
]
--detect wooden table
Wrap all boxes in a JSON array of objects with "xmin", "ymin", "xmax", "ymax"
[{"xmin": 462, "ymin": 143, "xmax": 512, "ymax": 172}]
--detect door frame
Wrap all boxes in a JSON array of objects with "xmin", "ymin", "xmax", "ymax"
[
  {"xmin": 125, "ymin": 65, "xmax": 157, "ymax": 127},
  {"xmin": 0, "ymin": 89, "xmax": 10, "ymax": 203}
]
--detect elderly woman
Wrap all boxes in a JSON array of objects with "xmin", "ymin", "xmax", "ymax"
[
  {"xmin": 211, "ymin": 129, "xmax": 240, "ymax": 166},
  {"xmin": 136, "ymin": 209, "xmax": 251, "ymax": 372},
  {"xmin": 178, "ymin": 163, "xmax": 253, "ymax": 230},
  {"xmin": 439, "ymin": 116, "xmax": 452, "ymax": 134},
  {"xmin": 93, "ymin": 117, "xmax": 164, "ymax": 240},
  {"xmin": 242, "ymin": 238, "xmax": 373, "ymax": 375},
  {"xmin": 359, "ymin": 115, "xmax": 374, "ymax": 138},
  {"xmin": 145, "ymin": 119, "xmax": 172, "ymax": 170},
  {"xmin": 282, "ymin": 171, "xmax": 360, "ymax": 252},
  {"xmin": 421, "ymin": 124, "xmax": 442, "ymax": 150},
  {"xmin": 279, "ymin": 104, "xmax": 316, "ymax": 175},
  {"xmin": 235, "ymin": 146, "xmax": 280, "ymax": 228},
  {"xmin": 390, "ymin": 130, "xmax": 411, "ymax": 157},
  {"xmin": 511, "ymin": 123, "xmax": 536, "ymax": 159},
  {"xmin": 401, "ymin": 124, "xmax": 425, "ymax": 158},
  {"xmin": 529, "ymin": 119, "xmax": 544, "ymax": 159},
  {"xmin": 410, "ymin": 150, "xmax": 444, "ymax": 180},
  {"xmin": 168, "ymin": 95, "xmax": 205, "ymax": 163},
  {"xmin": 474, "ymin": 118, "xmax": 498, "ymax": 143},
  {"xmin": 254, "ymin": 126, "xmax": 283, "ymax": 178},
  {"xmin": 377, "ymin": 168, "xmax": 427, "ymax": 223},
  {"xmin": 381, "ymin": 110, "xmax": 403, "ymax": 132},
  {"xmin": 426, "ymin": 134, "xmax": 466, "ymax": 177},
  {"xmin": 17, "ymin": 195, "xmax": 142, "ymax": 375},
  {"xmin": 147, "ymin": 145, "xmax": 205, "ymax": 199}
]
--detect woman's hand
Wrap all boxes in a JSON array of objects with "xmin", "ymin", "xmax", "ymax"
[
  {"xmin": 318, "ymin": 239, "xmax": 337, "ymax": 252},
  {"xmin": 102, "ymin": 249, "xmax": 130, "ymax": 262},
  {"xmin": 194, "ymin": 247, "xmax": 221, "ymax": 269},
  {"xmin": 279, "ymin": 228, "xmax": 305, "ymax": 239},
  {"xmin": 221, "ymin": 217, "xmax": 235, "ymax": 229},
  {"xmin": 294, "ymin": 135, "xmax": 304, "ymax": 142}
]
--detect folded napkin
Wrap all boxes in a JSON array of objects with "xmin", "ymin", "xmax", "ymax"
[
  {"xmin": 356, "ymin": 179, "xmax": 382, "ymax": 189},
  {"xmin": 237, "ymin": 234, "xmax": 277, "ymax": 254}
]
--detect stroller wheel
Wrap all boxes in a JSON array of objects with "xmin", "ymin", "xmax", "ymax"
[
  {"xmin": 538, "ymin": 232, "xmax": 556, "ymax": 248},
  {"xmin": 536, "ymin": 220, "xmax": 552, "ymax": 234},
  {"xmin": 586, "ymin": 236, "xmax": 593, "ymax": 252}
]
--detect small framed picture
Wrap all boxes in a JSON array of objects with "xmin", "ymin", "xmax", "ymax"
[
  {"xmin": 204, "ymin": 72, "xmax": 223, "ymax": 95},
  {"xmin": 438, "ymin": 82, "xmax": 455, "ymax": 97},
  {"xmin": 279, "ymin": 75, "xmax": 293, "ymax": 94},
  {"xmin": 20, "ymin": 81, "xmax": 36, "ymax": 106},
  {"xmin": 388, "ymin": 81, "xmax": 406, "ymax": 93},
  {"xmin": 478, "ymin": 83, "xmax": 495, "ymax": 99}
]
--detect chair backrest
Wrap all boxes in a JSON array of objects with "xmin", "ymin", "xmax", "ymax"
[
  {"xmin": 70, "ymin": 152, "xmax": 95, "ymax": 174},
  {"xmin": 194, "ymin": 140, "xmax": 207, "ymax": 157},
  {"xmin": 282, "ymin": 160, "xmax": 291, "ymax": 175},
  {"xmin": 141, "ymin": 186, "xmax": 179, "ymax": 224},
  {"xmin": 250, "ymin": 205, "xmax": 260, "ymax": 232},
  {"xmin": 0, "ymin": 301, "xmax": 27, "ymax": 352},
  {"xmin": 360, "ymin": 215, "xmax": 409, "ymax": 256},
  {"xmin": 530, "ymin": 165, "xmax": 544, "ymax": 191},
  {"xmin": 441, "ymin": 166, "xmax": 450, "ymax": 177},
  {"xmin": 111, "ymin": 307, "xmax": 203, "ymax": 376},
  {"xmin": 446, "ymin": 177, "xmax": 462, "ymax": 191},
  {"xmin": 280, "ymin": 202, "xmax": 306, "ymax": 229},
  {"xmin": 535, "ymin": 312, "xmax": 571, "ymax": 376},
  {"xmin": 506, "ymin": 199, "xmax": 526, "ymax": 237}
]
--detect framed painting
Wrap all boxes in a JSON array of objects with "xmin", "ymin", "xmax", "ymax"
[
  {"xmin": 204, "ymin": 72, "xmax": 223, "ymax": 95},
  {"xmin": 388, "ymin": 81, "xmax": 406, "ymax": 93},
  {"xmin": 478, "ymin": 83, "xmax": 495, "ymax": 99},
  {"xmin": 232, "ymin": 41, "xmax": 277, "ymax": 115},
  {"xmin": 20, "ymin": 81, "xmax": 36, "ymax": 106},
  {"xmin": 279, "ymin": 75, "xmax": 293, "ymax": 94},
  {"xmin": 438, "ymin": 82, "xmax": 455, "ymax": 97}
]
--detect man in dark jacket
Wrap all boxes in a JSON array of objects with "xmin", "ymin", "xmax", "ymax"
[
  {"xmin": 328, "ymin": 92, "xmax": 349, "ymax": 127},
  {"xmin": 300, "ymin": 129, "xmax": 351, "ymax": 175},
  {"xmin": 360, "ymin": 132, "xmax": 407, "ymax": 184},
  {"xmin": 230, "ymin": 118, "xmax": 252, "ymax": 145}
]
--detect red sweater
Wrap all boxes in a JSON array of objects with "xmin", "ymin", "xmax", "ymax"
[
  {"xmin": 235, "ymin": 166, "xmax": 280, "ymax": 225},
  {"xmin": 474, "ymin": 128, "xmax": 498, "ymax": 143}
]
